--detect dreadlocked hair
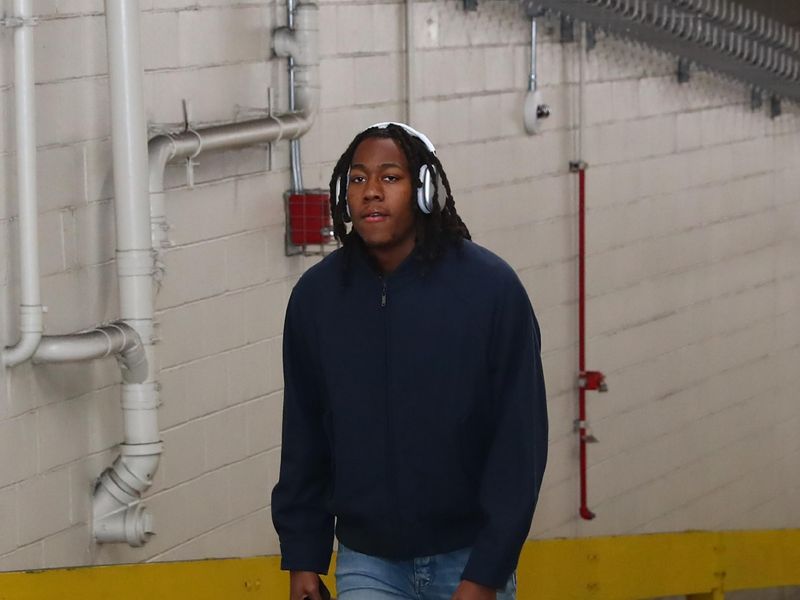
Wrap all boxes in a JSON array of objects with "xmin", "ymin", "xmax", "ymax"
[{"xmin": 328, "ymin": 124, "xmax": 471, "ymax": 266}]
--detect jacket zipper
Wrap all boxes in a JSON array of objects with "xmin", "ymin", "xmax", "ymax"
[{"xmin": 380, "ymin": 276, "xmax": 399, "ymax": 527}]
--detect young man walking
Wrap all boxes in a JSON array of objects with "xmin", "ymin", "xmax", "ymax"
[{"xmin": 272, "ymin": 123, "xmax": 548, "ymax": 600}]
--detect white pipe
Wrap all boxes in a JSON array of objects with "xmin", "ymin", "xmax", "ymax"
[
  {"xmin": 149, "ymin": 2, "xmax": 319, "ymax": 254},
  {"xmin": 405, "ymin": 0, "xmax": 415, "ymax": 124},
  {"xmin": 2, "ymin": 0, "xmax": 43, "ymax": 368},
  {"xmin": 33, "ymin": 323, "xmax": 148, "ymax": 384},
  {"xmin": 104, "ymin": 2, "xmax": 320, "ymax": 544},
  {"xmin": 95, "ymin": 0, "xmax": 162, "ymax": 547}
]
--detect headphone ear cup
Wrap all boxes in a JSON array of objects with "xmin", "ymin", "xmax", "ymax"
[
  {"xmin": 337, "ymin": 172, "xmax": 351, "ymax": 223},
  {"xmin": 417, "ymin": 165, "xmax": 434, "ymax": 214}
]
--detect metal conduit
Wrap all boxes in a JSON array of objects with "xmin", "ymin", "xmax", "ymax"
[
  {"xmin": 528, "ymin": 0, "xmax": 800, "ymax": 102},
  {"xmin": 287, "ymin": 0, "xmax": 304, "ymax": 192}
]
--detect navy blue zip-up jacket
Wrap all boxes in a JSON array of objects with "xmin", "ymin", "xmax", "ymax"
[{"xmin": 271, "ymin": 239, "xmax": 548, "ymax": 590}]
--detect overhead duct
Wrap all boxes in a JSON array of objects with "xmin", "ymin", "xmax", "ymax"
[{"xmin": 527, "ymin": 0, "xmax": 800, "ymax": 104}]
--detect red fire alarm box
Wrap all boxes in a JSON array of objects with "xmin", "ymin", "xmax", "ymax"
[{"xmin": 285, "ymin": 190, "xmax": 335, "ymax": 255}]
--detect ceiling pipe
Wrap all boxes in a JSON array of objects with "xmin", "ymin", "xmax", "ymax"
[
  {"xmin": 33, "ymin": 323, "xmax": 148, "ymax": 384},
  {"xmin": 147, "ymin": 1, "xmax": 319, "ymax": 255},
  {"xmin": 2, "ymin": 0, "xmax": 44, "ymax": 368},
  {"xmin": 94, "ymin": 0, "xmax": 162, "ymax": 547}
]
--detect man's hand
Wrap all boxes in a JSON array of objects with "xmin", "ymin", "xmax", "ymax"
[
  {"xmin": 451, "ymin": 580, "xmax": 497, "ymax": 600},
  {"xmin": 289, "ymin": 571, "xmax": 323, "ymax": 600}
]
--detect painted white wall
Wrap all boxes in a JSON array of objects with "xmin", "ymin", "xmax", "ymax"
[{"xmin": 0, "ymin": 0, "xmax": 798, "ymax": 572}]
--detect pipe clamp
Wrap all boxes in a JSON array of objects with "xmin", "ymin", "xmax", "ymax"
[
  {"xmin": 1, "ymin": 16, "xmax": 39, "ymax": 28},
  {"xmin": 116, "ymin": 249, "xmax": 155, "ymax": 277},
  {"xmin": 19, "ymin": 304, "xmax": 43, "ymax": 333},
  {"xmin": 120, "ymin": 442, "xmax": 164, "ymax": 457},
  {"xmin": 121, "ymin": 383, "xmax": 160, "ymax": 410}
]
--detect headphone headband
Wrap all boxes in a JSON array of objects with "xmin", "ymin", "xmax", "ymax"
[{"xmin": 369, "ymin": 122, "xmax": 437, "ymax": 155}]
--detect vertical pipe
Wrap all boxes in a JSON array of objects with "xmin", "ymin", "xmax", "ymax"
[
  {"xmin": 577, "ymin": 167, "xmax": 594, "ymax": 521},
  {"xmin": 576, "ymin": 22, "xmax": 594, "ymax": 521},
  {"xmin": 96, "ymin": 0, "xmax": 161, "ymax": 546},
  {"xmin": 405, "ymin": 0, "xmax": 415, "ymax": 124},
  {"xmin": 529, "ymin": 18, "xmax": 538, "ymax": 91},
  {"xmin": 106, "ymin": 0, "xmax": 151, "ymax": 256},
  {"xmin": 287, "ymin": 0, "xmax": 303, "ymax": 192},
  {"xmin": 3, "ymin": 0, "xmax": 44, "ymax": 367},
  {"xmin": 106, "ymin": 0, "xmax": 152, "ymax": 343}
]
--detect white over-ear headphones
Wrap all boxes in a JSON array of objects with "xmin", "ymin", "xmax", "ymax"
[{"xmin": 336, "ymin": 122, "xmax": 440, "ymax": 222}]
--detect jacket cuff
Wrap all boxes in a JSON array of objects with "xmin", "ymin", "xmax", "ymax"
[
  {"xmin": 279, "ymin": 536, "xmax": 333, "ymax": 574},
  {"xmin": 461, "ymin": 548, "xmax": 514, "ymax": 591}
]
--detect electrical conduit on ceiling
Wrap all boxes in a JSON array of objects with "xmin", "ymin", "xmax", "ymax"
[{"xmin": 2, "ymin": 0, "xmax": 43, "ymax": 368}]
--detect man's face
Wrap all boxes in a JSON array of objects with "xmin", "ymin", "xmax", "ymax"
[{"xmin": 347, "ymin": 136, "xmax": 416, "ymax": 256}]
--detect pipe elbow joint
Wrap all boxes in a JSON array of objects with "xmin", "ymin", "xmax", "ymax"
[
  {"xmin": 3, "ymin": 305, "xmax": 44, "ymax": 367},
  {"xmin": 93, "ymin": 480, "xmax": 155, "ymax": 547},
  {"xmin": 92, "ymin": 444, "xmax": 162, "ymax": 546},
  {"xmin": 112, "ymin": 322, "xmax": 149, "ymax": 384}
]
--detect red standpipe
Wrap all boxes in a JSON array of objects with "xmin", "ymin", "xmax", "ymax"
[{"xmin": 573, "ymin": 162, "xmax": 606, "ymax": 521}]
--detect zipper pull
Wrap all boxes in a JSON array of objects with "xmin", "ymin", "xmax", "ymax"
[{"xmin": 381, "ymin": 281, "xmax": 387, "ymax": 307}]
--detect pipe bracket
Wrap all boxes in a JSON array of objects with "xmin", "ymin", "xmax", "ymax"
[{"xmin": 1, "ymin": 16, "xmax": 39, "ymax": 28}]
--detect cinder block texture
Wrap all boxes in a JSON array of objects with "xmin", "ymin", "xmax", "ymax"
[{"xmin": 1, "ymin": 0, "xmax": 799, "ymax": 573}]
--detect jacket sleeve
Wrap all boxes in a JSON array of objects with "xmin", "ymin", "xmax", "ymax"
[
  {"xmin": 271, "ymin": 286, "xmax": 334, "ymax": 574},
  {"xmin": 461, "ymin": 273, "xmax": 548, "ymax": 589}
]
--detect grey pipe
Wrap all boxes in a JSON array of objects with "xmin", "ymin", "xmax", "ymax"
[
  {"xmin": 33, "ymin": 322, "xmax": 147, "ymax": 384},
  {"xmin": 530, "ymin": 17, "xmax": 538, "ymax": 91},
  {"xmin": 287, "ymin": 0, "xmax": 303, "ymax": 192}
]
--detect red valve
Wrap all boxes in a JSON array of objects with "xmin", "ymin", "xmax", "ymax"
[{"xmin": 580, "ymin": 370, "xmax": 608, "ymax": 392}]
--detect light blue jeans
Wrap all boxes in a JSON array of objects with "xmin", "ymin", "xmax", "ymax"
[{"xmin": 335, "ymin": 544, "xmax": 516, "ymax": 600}]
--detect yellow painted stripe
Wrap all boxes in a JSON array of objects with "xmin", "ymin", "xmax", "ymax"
[{"xmin": 0, "ymin": 529, "xmax": 797, "ymax": 599}]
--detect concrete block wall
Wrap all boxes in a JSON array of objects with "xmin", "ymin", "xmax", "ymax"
[{"xmin": 0, "ymin": 0, "xmax": 798, "ymax": 573}]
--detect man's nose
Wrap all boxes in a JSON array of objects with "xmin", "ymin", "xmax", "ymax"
[{"xmin": 362, "ymin": 176, "xmax": 383, "ymax": 200}]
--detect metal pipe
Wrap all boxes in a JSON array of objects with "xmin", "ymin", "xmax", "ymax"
[
  {"xmin": 2, "ymin": 0, "xmax": 43, "ymax": 368},
  {"xmin": 406, "ymin": 0, "xmax": 415, "ymax": 124},
  {"xmin": 33, "ymin": 323, "xmax": 147, "ymax": 384},
  {"xmin": 529, "ymin": 17, "xmax": 538, "ymax": 91},
  {"xmin": 575, "ymin": 23, "xmax": 595, "ymax": 522},
  {"xmin": 287, "ymin": 0, "xmax": 303, "ymax": 192},
  {"xmin": 577, "ymin": 166, "xmax": 594, "ymax": 522}
]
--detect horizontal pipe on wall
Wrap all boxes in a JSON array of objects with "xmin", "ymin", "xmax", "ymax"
[{"xmin": 33, "ymin": 322, "xmax": 147, "ymax": 384}]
